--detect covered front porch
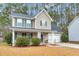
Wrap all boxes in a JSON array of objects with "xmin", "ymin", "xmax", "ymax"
[{"xmin": 12, "ymin": 29, "xmax": 49, "ymax": 46}]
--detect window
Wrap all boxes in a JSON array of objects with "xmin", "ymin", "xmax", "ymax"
[
  {"xmin": 22, "ymin": 33, "xmax": 26, "ymax": 36},
  {"xmin": 26, "ymin": 20, "xmax": 31, "ymax": 24},
  {"xmin": 16, "ymin": 19, "xmax": 22, "ymax": 27},
  {"xmin": 45, "ymin": 21, "xmax": 47, "ymax": 27},
  {"xmin": 26, "ymin": 20, "xmax": 31, "ymax": 28},
  {"xmin": 40, "ymin": 20, "xmax": 42, "ymax": 26},
  {"xmin": 40, "ymin": 20, "xmax": 47, "ymax": 27},
  {"xmin": 0, "ymin": 4, "xmax": 3, "ymax": 7},
  {"xmin": 42, "ymin": 20, "xmax": 45, "ymax": 26}
]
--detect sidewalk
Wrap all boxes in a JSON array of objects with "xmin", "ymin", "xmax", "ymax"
[{"xmin": 57, "ymin": 43, "xmax": 79, "ymax": 49}]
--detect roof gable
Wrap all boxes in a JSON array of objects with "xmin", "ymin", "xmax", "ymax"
[
  {"xmin": 68, "ymin": 16, "xmax": 79, "ymax": 28},
  {"xmin": 34, "ymin": 9, "xmax": 53, "ymax": 21}
]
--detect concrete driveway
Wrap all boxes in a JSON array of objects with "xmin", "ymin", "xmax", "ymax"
[{"xmin": 57, "ymin": 43, "xmax": 79, "ymax": 49}]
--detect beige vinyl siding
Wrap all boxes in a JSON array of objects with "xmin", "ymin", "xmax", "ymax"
[{"xmin": 35, "ymin": 12, "xmax": 51, "ymax": 30}]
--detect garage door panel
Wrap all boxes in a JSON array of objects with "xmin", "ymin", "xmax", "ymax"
[{"xmin": 48, "ymin": 33, "xmax": 61, "ymax": 44}]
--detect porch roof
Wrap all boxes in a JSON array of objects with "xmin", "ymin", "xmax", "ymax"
[{"xmin": 10, "ymin": 27, "xmax": 52, "ymax": 32}]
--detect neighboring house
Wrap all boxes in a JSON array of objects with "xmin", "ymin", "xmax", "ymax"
[
  {"xmin": 68, "ymin": 16, "xmax": 79, "ymax": 41},
  {"xmin": 10, "ymin": 9, "xmax": 61, "ymax": 46}
]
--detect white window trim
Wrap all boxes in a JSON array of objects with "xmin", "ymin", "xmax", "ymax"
[
  {"xmin": 17, "ymin": 19, "xmax": 22, "ymax": 23},
  {"xmin": 17, "ymin": 19, "xmax": 22, "ymax": 27},
  {"xmin": 26, "ymin": 20, "xmax": 31, "ymax": 24},
  {"xmin": 45, "ymin": 21, "xmax": 47, "ymax": 27},
  {"xmin": 40, "ymin": 20, "xmax": 47, "ymax": 27}
]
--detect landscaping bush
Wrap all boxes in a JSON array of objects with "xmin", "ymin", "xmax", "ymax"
[
  {"xmin": 61, "ymin": 33, "xmax": 68, "ymax": 42},
  {"xmin": 16, "ymin": 36, "xmax": 30, "ymax": 46},
  {"xmin": 4, "ymin": 32, "xmax": 12, "ymax": 45},
  {"xmin": 61, "ymin": 26, "xmax": 69, "ymax": 42},
  {"xmin": 32, "ymin": 38, "xmax": 41, "ymax": 46}
]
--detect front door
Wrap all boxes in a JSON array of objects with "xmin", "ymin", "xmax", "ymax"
[{"xmin": 41, "ymin": 33, "xmax": 43, "ymax": 42}]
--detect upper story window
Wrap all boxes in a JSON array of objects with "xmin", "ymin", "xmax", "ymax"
[
  {"xmin": 26, "ymin": 20, "xmax": 31, "ymax": 24},
  {"xmin": 45, "ymin": 21, "xmax": 47, "ymax": 27},
  {"xmin": 40, "ymin": 20, "xmax": 42, "ymax": 26},
  {"xmin": 26, "ymin": 20, "xmax": 31, "ymax": 28},
  {"xmin": 16, "ymin": 19, "xmax": 22, "ymax": 27},
  {"xmin": 42, "ymin": 20, "xmax": 45, "ymax": 26},
  {"xmin": 40, "ymin": 20, "xmax": 47, "ymax": 27},
  {"xmin": 0, "ymin": 4, "xmax": 3, "ymax": 7}
]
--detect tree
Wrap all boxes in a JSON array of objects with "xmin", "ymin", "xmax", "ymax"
[
  {"xmin": 65, "ymin": 7, "xmax": 75, "ymax": 24},
  {"xmin": 75, "ymin": 4, "xmax": 79, "ymax": 16},
  {"xmin": 48, "ymin": 10, "xmax": 60, "ymax": 24},
  {"xmin": 0, "ymin": 3, "xmax": 28, "ymax": 29}
]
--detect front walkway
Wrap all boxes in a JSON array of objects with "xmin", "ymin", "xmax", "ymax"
[{"xmin": 57, "ymin": 43, "xmax": 79, "ymax": 49}]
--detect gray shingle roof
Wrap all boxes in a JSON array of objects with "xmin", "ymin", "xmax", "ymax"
[
  {"xmin": 10, "ymin": 9, "xmax": 46, "ymax": 19},
  {"xmin": 51, "ymin": 23, "xmax": 61, "ymax": 32},
  {"xmin": 10, "ymin": 13, "xmax": 35, "ymax": 19}
]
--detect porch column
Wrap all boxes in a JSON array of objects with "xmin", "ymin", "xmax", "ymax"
[
  {"xmin": 37, "ymin": 32, "xmax": 41, "ymax": 39},
  {"xmin": 12, "ymin": 17, "xmax": 15, "ymax": 27},
  {"xmin": 12, "ymin": 29, "xmax": 15, "ymax": 46}
]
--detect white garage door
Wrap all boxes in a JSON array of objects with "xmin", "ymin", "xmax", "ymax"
[
  {"xmin": 48, "ymin": 34, "xmax": 52, "ymax": 44},
  {"xmin": 48, "ymin": 33, "xmax": 61, "ymax": 44}
]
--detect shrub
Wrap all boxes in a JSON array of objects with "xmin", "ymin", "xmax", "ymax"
[
  {"xmin": 4, "ymin": 32, "xmax": 12, "ymax": 45},
  {"xmin": 16, "ymin": 36, "xmax": 30, "ymax": 46},
  {"xmin": 32, "ymin": 38, "xmax": 41, "ymax": 46},
  {"xmin": 61, "ymin": 33, "xmax": 68, "ymax": 42},
  {"xmin": 61, "ymin": 25, "xmax": 69, "ymax": 42}
]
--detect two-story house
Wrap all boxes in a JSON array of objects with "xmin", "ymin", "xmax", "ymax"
[{"xmin": 10, "ymin": 9, "xmax": 61, "ymax": 46}]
